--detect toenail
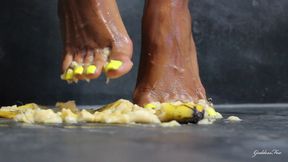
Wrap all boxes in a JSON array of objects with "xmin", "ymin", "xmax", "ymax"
[
  {"xmin": 85, "ymin": 65, "xmax": 97, "ymax": 75},
  {"xmin": 144, "ymin": 103, "xmax": 156, "ymax": 109},
  {"xmin": 104, "ymin": 60, "xmax": 123, "ymax": 72},
  {"xmin": 73, "ymin": 65, "xmax": 84, "ymax": 75}
]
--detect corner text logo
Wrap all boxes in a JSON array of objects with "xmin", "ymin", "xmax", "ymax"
[{"xmin": 252, "ymin": 149, "xmax": 282, "ymax": 158}]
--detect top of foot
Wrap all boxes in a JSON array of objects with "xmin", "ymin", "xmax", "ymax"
[{"xmin": 58, "ymin": 0, "xmax": 133, "ymax": 83}]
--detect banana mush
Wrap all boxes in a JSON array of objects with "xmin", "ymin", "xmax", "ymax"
[{"xmin": 0, "ymin": 99, "xmax": 223, "ymax": 126}]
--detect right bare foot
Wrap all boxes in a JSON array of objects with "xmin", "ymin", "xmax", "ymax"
[
  {"xmin": 58, "ymin": 0, "xmax": 133, "ymax": 82},
  {"xmin": 133, "ymin": 0, "xmax": 206, "ymax": 107}
]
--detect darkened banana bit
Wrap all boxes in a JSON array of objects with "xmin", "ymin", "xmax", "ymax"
[{"xmin": 179, "ymin": 105, "xmax": 204, "ymax": 124}]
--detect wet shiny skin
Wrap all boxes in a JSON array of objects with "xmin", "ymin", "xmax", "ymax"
[
  {"xmin": 58, "ymin": 0, "xmax": 133, "ymax": 80},
  {"xmin": 133, "ymin": 0, "xmax": 206, "ymax": 106},
  {"xmin": 58, "ymin": 0, "xmax": 206, "ymax": 106}
]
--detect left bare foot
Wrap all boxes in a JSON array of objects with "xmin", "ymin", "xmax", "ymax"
[{"xmin": 58, "ymin": 0, "xmax": 133, "ymax": 82}]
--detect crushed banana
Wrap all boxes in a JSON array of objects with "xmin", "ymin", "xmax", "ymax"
[{"xmin": 0, "ymin": 99, "xmax": 224, "ymax": 126}]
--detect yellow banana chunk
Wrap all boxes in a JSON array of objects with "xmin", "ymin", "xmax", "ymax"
[
  {"xmin": 55, "ymin": 100, "xmax": 79, "ymax": 113},
  {"xmin": 70, "ymin": 61, "xmax": 78, "ymax": 68},
  {"xmin": 144, "ymin": 103, "xmax": 157, "ymax": 109},
  {"xmin": 203, "ymin": 106, "xmax": 223, "ymax": 119},
  {"xmin": 161, "ymin": 120, "xmax": 181, "ymax": 127},
  {"xmin": 73, "ymin": 65, "xmax": 84, "ymax": 75},
  {"xmin": 61, "ymin": 109, "xmax": 78, "ymax": 124},
  {"xmin": 104, "ymin": 60, "xmax": 123, "ymax": 71},
  {"xmin": 226, "ymin": 116, "xmax": 242, "ymax": 122},
  {"xmin": 86, "ymin": 65, "xmax": 97, "ymax": 74},
  {"xmin": 78, "ymin": 109, "xmax": 95, "ymax": 122},
  {"xmin": 98, "ymin": 99, "xmax": 133, "ymax": 112},
  {"xmin": 34, "ymin": 109, "xmax": 62, "ymax": 124},
  {"xmin": 157, "ymin": 103, "xmax": 193, "ymax": 122},
  {"xmin": 196, "ymin": 104, "xmax": 204, "ymax": 112},
  {"xmin": 17, "ymin": 103, "xmax": 40, "ymax": 109},
  {"xmin": 206, "ymin": 107, "xmax": 217, "ymax": 117},
  {"xmin": 0, "ymin": 111, "xmax": 17, "ymax": 119},
  {"xmin": 0, "ymin": 103, "xmax": 40, "ymax": 119}
]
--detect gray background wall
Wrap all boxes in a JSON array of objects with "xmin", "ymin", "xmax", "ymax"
[{"xmin": 0, "ymin": 0, "xmax": 287, "ymax": 105}]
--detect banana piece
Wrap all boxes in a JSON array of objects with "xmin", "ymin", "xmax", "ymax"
[
  {"xmin": 55, "ymin": 101, "xmax": 79, "ymax": 113},
  {"xmin": 102, "ymin": 47, "xmax": 111, "ymax": 61},
  {"xmin": 156, "ymin": 103, "xmax": 197, "ymax": 123},
  {"xmin": 144, "ymin": 103, "xmax": 157, "ymax": 109},
  {"xmin": 226, "ymin": 116, "xmax": 242, "ymax": 122},
  {"xmin": 95, "ymin": 99, "xmax": 159, "ymax": 124},
  {"xmin": 0, "ymin": 103, "xmax": 40, "ymax": 119},
  {"xmin": 0, "ymin": 111, "xmax": 17, "ymax": 119},
  {"xmin": 204, "ymin": 106, "xmax": 223, "ymax": 119},
  {"xmin": 34, "ymin": 109, "xmax": 62, "ymax": 124},
  {"xmin": 61, "ymin": 109, "xmax": 78, "ymax": 124},
  {"xmin": 161, "ymin": 120, "xmax": 181, "ymax": 127},
  {"xmin": 78, "ymin": 109, "xmax": 95, "ymax": 122}
]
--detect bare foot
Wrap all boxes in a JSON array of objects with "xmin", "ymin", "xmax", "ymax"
[
  {"xmin": 133, "ymin": 0, "xmax": 206, "ymax": 106},
  {"xmin": 58, "ymin": 0, "xmax": 133, "ymax": 82}
]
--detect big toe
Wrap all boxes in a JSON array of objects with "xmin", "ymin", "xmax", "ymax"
[
  {"xmin": 105, "ymin": 55, "xmax": 133, "ymax": 79},
  {"xmin": 105, "ymin": 42, "xmax": 133, "ymax": 79}
]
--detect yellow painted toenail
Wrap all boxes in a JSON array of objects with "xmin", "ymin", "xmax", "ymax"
[
  {"xmin": 195, "ymin": 104, "xmax": 204, "ymax": 112},
  {"xmin": 104, "ymin": 60, "xmax": 123, "ymax": 72},
  {"xmin": 86, "ymin": 65, "xmax": 97, "ymax": 74},
  {"xmin": 73, "ymin": 66, "xmax": 84, "ymax": 75},
  {"xmin": 64, "ymin": 69, "xmax": 74, "ymax": 80},
  {"xmin": 144, "ymin": 103, "xmax": 156, "ymax": 109}
]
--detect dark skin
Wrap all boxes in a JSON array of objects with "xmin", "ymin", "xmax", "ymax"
[
  {"xmin": 58, "ymin": 0, "xmax": 206, "ymax": 106},
  {"xmin": 58, "ymin": 0, "xmax": 133, "ymax": 80}
]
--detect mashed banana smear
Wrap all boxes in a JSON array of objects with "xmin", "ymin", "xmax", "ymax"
[{"xmin": 0, "ymin": 99, "xmax": 224, "ymax": 126}]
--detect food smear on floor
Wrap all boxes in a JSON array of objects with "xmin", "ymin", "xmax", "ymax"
[
  {"xmin": 0, "ymin": 99, "xmax": 224, "ymax": 126},
  {"xmin": 160, "ymin": 120, "xmax": 181, "ymax": 127},
  {"xmin": 197, "ymin": 103, "xmax": 223, "ymax": 125},
  {"xmin": 226, "ymin": 116, "xmax": 242, "ymax": 122}
]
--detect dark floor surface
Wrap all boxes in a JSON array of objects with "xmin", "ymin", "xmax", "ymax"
[{"xmin": 0, "ymin": 105, "xmax": 287, "ymax": 162}]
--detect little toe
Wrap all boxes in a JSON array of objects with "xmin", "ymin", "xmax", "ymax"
[{"xmin": 62, "ymin": 53, "xmax": 73, "ymax": 73}]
